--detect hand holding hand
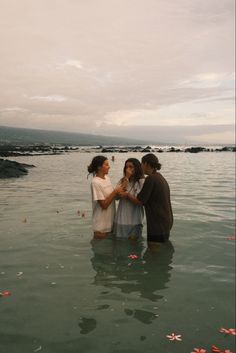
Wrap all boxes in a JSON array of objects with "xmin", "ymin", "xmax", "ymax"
[
  {"xmin": 120, "ymin": 178, "xmax": 128, "ymax": 190},
  {"xmin": 119, "ymin": 191, "xmax": 128, "ymax": 198},
  {"xmin": 115, "ymin": 185, "xmax": 125, "ymax": 194}
]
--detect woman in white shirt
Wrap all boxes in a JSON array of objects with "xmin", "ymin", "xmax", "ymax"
[{"xmin": 88, "ymin": 155, "xmax": 124, "ymax": 239}]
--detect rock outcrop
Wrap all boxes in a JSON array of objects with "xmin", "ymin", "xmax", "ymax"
[{"xmin": 0, "ymin": 159, "xmax": 35, "ymax": 178}]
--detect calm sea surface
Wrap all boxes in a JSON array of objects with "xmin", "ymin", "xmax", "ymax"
[{"xmin": 0, "ymin": 152, "xmax": 235, "ymax": 353}]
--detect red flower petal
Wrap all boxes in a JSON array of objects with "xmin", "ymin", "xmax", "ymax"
[
  {"xmin": 0, "ymin": 291, "xmax": 11, "ymax": 297},
  {"xmin": 128, "ymin": 254, "xmax": 138, "ymax": 259},
  {"xmin": 228, "ymin": 328, "xmax": 236, "ymax": 335}
]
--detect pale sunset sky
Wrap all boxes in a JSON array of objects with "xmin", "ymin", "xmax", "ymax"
[{"xmin": 0, "ymin": 0, "xmax": 235, "ymax": 144}]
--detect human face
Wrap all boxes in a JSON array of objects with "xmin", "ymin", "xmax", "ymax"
[
  {"xmin": 141, "ymin": 161, "xmax": 148, "ymax": 175},
  {"xmin": 125, "ymin": 161, "xmax": 135, "ymax": 178},
  {"xmin": 100, "ymin": 159, "xmax": 110, "ymax": 175}
]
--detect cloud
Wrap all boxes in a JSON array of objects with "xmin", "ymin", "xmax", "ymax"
[
  {"xmin": 62, "ymin": 60, "xmax": 83, "ymax": 70},
  {"xmin": 179, "ymin": 72, "xmax": 235, "ymax": 89},
  {"xmin": 94, "ymin": 124, "xmax": 235, "ymax": 144},
  {"xmin": 0, "ymin": 107, "xmax": 28, "ymax": 113},
  {"xmin": 102, "ymin": 97, "xmax": 235, "ymax": 127},
  {"xmin": 0, "ymin": 0, "xmax": 234, "ymax": 144},
  {"xmin": 30, "ymin": 95, "xmax": 68, "ymax": 102},
  {"xmin": 188, "ymin": 130, "xmax": 235, "ymax": 144}
]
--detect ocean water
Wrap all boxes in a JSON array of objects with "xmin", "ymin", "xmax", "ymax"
[{"xmin": 0, "ymin": 152, "xmax": 235, "ymax": 353}]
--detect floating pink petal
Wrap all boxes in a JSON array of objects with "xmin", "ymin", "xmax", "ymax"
[
  {"xmin": 220, "ymin": 328, "xmax": 230, "ymax": 334},
  {"xmin": 211, "ymin": 346, "xmax": 232, "ymax": 353},
  {"xmin": 128, "ymin": 254, "xmax": 138, "ymax": 260},
  {"xmin": 0, "ymin": 291, "xmax": 11, "ymax": 297},
  {"xmin": 191, "ymin": 348, "xmax": 207, "ymax": 353},
  {"xmin": 228, "ymin": 328, "xmax": 236, "ymax": 335},
  {"xmin": 219, "ymin": 327, "xmax": 236, "ymax": 335},
  {"xmin": 166, "ymin": 333, "xmax": 182, "ymax": 341}
]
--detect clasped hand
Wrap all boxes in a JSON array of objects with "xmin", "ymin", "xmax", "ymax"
[
  {"xmin": 115, "ymin": 183, "xmax": 128, "ymax": 198},
  {"xmin": 118, "ymin": 190, "xmax": 128, "ymax": 198}
]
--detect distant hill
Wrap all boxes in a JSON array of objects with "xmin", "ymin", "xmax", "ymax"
[{"xmin": 0, "ymin": 126, "xmax": 148, "ymax": 146}]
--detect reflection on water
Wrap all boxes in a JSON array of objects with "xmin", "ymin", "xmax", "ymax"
[
  {"xmin": 90, "ymin": 238, "xmax": 174, "ymax": 325},
  {"xmin": 78, "ymin": 317, "xmax": 97, "ymax": 334}
]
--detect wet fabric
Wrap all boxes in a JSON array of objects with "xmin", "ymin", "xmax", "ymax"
[
  {"xmin": 91, "ymin": 175, "xmax": 116, "ymax": 233},
  {"xmin": 114, "ymin": 179, "xmax": 145, "ymax": 239},
  {"xmin": 137, "ymin": 173, "xmax": 173, "ymax": 242}
]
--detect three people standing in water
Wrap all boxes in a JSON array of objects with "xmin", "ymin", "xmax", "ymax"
[{"xmin": 87, "ymin": 153, "xmax": 173, "ymax": 246}]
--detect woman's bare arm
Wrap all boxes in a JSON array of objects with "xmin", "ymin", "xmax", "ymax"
[
  {"xmin": 98, "ymin": 185, "xmax": 124, "ymax": 209},
  {"xmin": 119, "ymin": 191, "xmax": 143, "ymax": 205}
]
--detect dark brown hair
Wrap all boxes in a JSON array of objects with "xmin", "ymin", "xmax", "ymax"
[
  {"xmin": 123, "ymin": 158, "xmax": 144, "ymax": 183},
  {"xmin": 141, "ymin": 153, "xmax": 161, "ymax": 170},
  {"xmin": 87, "ymin": 155, "xmax": 108, "ymax": 175}
]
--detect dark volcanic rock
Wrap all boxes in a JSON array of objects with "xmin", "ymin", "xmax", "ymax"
[
  {"xmin": 0, "ymin": 144, "xmax": 64, "ymax": 157},
  {"xmin": 101, "ymin": 148, "xmax": 117, "ymax": 153},
  {"xmin": 141, "ymin": 146, "xmax": 153, "ymax": 152},
  {"xmin": 216, "ymin": 146, "xmax": 236, "ymax": 152},
  {"xmin": 184, "ymin": 146, "xmax": 207, "ymax": 153},
  {"xmin": 0, "ymin": 159, "xmax": 35, "ymax": 178},
  {"xmin": 101, "ymin": 147, "xmax": 128, "ymax": 153},
  {"xmin": 167, "ymin": 147, "xmax": 182, "ymax": 152}
]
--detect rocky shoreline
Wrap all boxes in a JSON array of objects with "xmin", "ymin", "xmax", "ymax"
[
  {"xmin": 100, "ymin": 145, "xmax": 235, "ymax": 153},
  {"xmin": 0, "ymin": 144, "xmax": 234, "ymax": 179},
  {"xmin": 0, "ymin": 144, "xmax": 235, "ymax": 157},
  {"xmin": 0, "ymin": 144, "xmax": 71, "ymax": 157}
]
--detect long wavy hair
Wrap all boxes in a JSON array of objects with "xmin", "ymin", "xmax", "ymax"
[{"xmin": 123, "ymin": 158, "xmax": 144, "ymax": 184}]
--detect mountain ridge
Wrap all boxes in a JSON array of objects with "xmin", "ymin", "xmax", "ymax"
[{"xmin": 0, "ymin": 125, "xmax": 152, "ymax": 146}]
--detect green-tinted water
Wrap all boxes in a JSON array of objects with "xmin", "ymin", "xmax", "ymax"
[{"xmin": 0, "ymin": 152, "xmax": 235, "ymax": 353}]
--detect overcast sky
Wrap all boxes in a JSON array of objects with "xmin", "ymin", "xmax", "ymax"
[{"xmin": 0, "ymin": 0, "xmax": 235, "ymax": 144}]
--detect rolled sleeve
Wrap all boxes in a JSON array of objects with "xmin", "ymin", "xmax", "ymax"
[{"xmin": 91, "ymin": 181, "xmax": 105, "ymax": 201}]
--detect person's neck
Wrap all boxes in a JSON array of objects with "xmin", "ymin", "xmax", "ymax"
[{"xmin": 96, "ymin": 171, "xmax": 106, "ymax": 179}]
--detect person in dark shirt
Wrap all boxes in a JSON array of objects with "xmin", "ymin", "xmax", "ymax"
[{"xmin": 122, "ymin": 153, "xmax": 173, "ymax": 247}]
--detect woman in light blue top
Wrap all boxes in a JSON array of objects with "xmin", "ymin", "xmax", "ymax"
[{"xmin": 114, "ymin": 158, "xmax": 145, "ymax": 240}]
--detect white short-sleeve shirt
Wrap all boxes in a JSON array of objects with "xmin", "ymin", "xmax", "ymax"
[{"xmin": 91, "ymin": 175, "xmax": 116, "ymax": 232}]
